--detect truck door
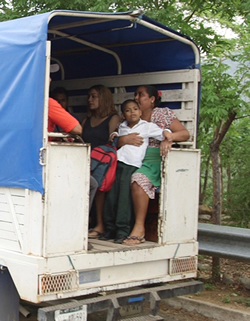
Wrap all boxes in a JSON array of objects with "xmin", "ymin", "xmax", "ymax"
[{"xmin": 41, "ymin": 42, "xmax": 91, "ymax": 257}]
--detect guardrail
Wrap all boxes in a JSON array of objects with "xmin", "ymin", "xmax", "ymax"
[{"xmin": 198, "ymin": 223, "xmax": 250, "ymax": 262}]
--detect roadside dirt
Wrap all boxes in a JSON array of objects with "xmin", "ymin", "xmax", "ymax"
[{"xmin": 189, "ymin": 257, "xmax": 250, "ymax": 313}]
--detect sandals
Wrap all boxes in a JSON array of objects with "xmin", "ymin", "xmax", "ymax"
[
  {"xmin": 88, "ymin": 228, "xmax": 103, "ymax": 239},
  {"xmin": 88, "ymin": 242, "xmax": 93, "ymax": 250},
  {"xmin": 123, "ymin": 235, "xmax": 145, "ymax": 245}
]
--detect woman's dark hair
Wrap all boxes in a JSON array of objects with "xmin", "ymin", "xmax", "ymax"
[
  {"xmin": 143, "ymin": 85, "xmax": 161, "ymax": 106},
  {"xmin": 121, "ymin": 99, "xmax": 139, "ymax": 113}
]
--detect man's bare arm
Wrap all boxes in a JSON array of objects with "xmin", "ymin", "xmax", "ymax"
[{"xmin": 69, "ymin": 123, "xmax": 82, "ymax": 135}]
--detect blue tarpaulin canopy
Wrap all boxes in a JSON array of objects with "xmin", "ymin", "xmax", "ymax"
[{"xmin": 0, "ymin": 10, "xmax": 200, "ymax": 194}]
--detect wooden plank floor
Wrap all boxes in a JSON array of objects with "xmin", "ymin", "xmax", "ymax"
[{"xmin": 89, "ymin": 239, "xmax": 158, "ymax": 253}]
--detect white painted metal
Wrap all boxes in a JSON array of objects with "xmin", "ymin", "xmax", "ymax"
[
  {"xmin": 159, "ymin": 149, "xmax": 200, "ymax": 244},
  {"xmin": 43, "ymin": 41, "xmax": 51, "ymax": 148},
  {"xmin": 43, "ymin": 143, "xmax": 90, "ymax": 257},
  {"xmin": 0, "ymin": 241, "xmax": 198, "ymax": 302}
]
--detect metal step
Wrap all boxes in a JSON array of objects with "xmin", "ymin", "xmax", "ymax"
[
  {"xmin": 38, "ymin": 280, "xmax": 203, "ymax": 320},
  {"xmin": 121, "ymin": 315, "xmax": 164, "ymax": 321}
]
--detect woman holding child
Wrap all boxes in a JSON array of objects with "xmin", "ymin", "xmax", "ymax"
[{"xmin": 119, "ymin": 85, "xmax": 190, "ymax": 245}]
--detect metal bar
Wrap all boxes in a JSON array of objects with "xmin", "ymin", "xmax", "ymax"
[
  {"xmin": 106, "ymin": 298, "xmax": 121, "ymax": 321},
  {"xmin": 48, "ymin": 29, "xmax": 122, "ymax": 75},
  {"xmin": 150, "ymin": 291, "xmax": 161, "ymax": 316},
  {"xmin": 198, "ymin": 223, "xmax": 250, "ymax": 262},
  {"xmin": 37, "ymin": 280, "xmax": 203, "ymax": 320},
  {"xmin": 135, "ymin": 18, "xmax": 200, "ymax": 66}
]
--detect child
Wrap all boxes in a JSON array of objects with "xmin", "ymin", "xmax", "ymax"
[{"xmin": 100, "ymin": 99, "xmax": 172, "ymax": 244}]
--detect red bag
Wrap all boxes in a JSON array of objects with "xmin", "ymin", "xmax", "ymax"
[{"xmin": 90, "ymin": 142, "xmax": 117, "ymax": 192}]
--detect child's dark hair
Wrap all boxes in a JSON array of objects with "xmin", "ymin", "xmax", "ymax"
[
  {"xmin": 51, "ymin": 86, "xmax": 68, "ymax": 98},
  {"xmin": 141, "ymin": 85, "xmax": 161, "ymax": 106},
  {"xmin": 121, "ymin": 99, "xmax": 139, "ymax": 113}
]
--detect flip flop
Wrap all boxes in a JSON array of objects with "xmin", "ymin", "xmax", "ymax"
[
  {"xmin": 88, "ymin": 228, "xmax": 103, "ymax": 239},
  {"xmin": 88, "ymin": 242, "xmax": 93, "ymax": 250},
  {"xmin": 123, "ymin": 235, "xmax": 145, "ymax": 245}
]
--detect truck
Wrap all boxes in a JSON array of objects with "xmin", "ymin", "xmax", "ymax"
[{"xmin": 0, "ymin": 9, "xmax": 202, "ymax": 320}]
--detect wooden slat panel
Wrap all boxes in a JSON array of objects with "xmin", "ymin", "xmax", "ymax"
[
  {"xmin": 69, "ymin": 88, "xmax": 194, "ymax": 107},
  {"xmin": 0, "ymin": 193, "xmax": 26, "ymax": 205},
  {"xmin": 13, "ymin": 205, "xmax": 25, "ymax": 215},
  {"xmin": 90, "ymin": 239, "xmax": 155, "ymax": 253},
  {"xmin": 0, "ymin": 194, "xmax": 7, "ymax": 203},
  {"xmin": 0, "ymin": 203, "xmax": 11, "ymax": 212},
  {"xmin": 0, "ymin": 228, "xmax": 16, "ymax": 238},
  {"xmin": 0, "ymin": 211, "xmax": 25, "ymax": 225},
  {"xmin": 0, "ymin": 221, "xmax": 15, "ymax": 232},
  {"xmin": 11, "ymin": 195, "xmax": 26, "ymax": 206},
  {"xmin": 0, "ymin": 188, "xmax": 25, "ymax": 252},
  {"xmin": 52, "ymin": 69, "xmax": 199, "ymax": 148},
  {"xmin": 8, "ymin": 188, "xmax": 26, "ymax": 197},
  {"xmin": 0, "ymin": 238, "xmax": 21, "ymax": 252},
  {"xmin": 0, "ymin": 204, "xmax": 25, "ymax": 216},
  {"xmin": 52, "ymin": 69, "xmax": 200, "ymax": 91}
]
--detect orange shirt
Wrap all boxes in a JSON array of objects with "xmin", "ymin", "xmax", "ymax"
[{"xmin": 48, "ymin": 98, "xmax": 79, "ymax": 133}]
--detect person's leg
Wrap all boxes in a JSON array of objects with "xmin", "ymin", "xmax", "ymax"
[
  {"xmin": 88, "ymin": 176, "xmax": 98, "ymax": 249},
  {"xmin": 88, "ymin": 190, "xmax": 105, "ymax": 238},
  {"xmin": 101, "ymin": 171, "xmax": 120, "ymax": 239},
  {"xmin": 123, "ymin": 182, "xmax": 149, "ymax": 244},
  {"xmin": 115, "ymin": 164, "xmax": 137, "ymax": 241},
  {"xmin": 89, "ymin": 176, "xmax": 98, "ymax": 211}
]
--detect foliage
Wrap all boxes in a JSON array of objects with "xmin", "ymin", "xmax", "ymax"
[
  {"xmin": 222, "ymin": 296, "xmax": 231, "ymax": 303},
  {"xmin": 0, "ymin": 0, "xmax": 247, "ymax": 56},
  {"xmin": 197, "ymin": 18, "xmax": 250, "ymax": 224},
  {"xmin": 204, "ymin": 282, "xmax": 215, "ymax": 291},
  {"xmin": 223, "ymin": 118, "xmax": 250, "ymax": 227}
]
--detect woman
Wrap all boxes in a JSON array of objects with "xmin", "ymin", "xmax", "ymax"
[
  {"xmin": 119, "ymin": 85, "xmax": 190, "ymax": 245},
  {"xmin": 82, "ymin": 85, "xmax": 120, "ymax": 239}
]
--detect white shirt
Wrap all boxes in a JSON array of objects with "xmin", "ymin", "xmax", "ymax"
[{"xmin": 117, "ymin": 119, "xmax": 165, "ymax": 168}]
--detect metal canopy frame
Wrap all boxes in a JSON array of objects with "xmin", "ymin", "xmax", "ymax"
[{"xmin": 47, "ymin": 10, "xmax": 200, "ymax": 77}]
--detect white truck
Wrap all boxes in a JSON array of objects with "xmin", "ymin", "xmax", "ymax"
[{"xmin": 0, "ymin": 10, "xmax": 202, "ymax": 320}]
